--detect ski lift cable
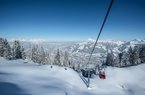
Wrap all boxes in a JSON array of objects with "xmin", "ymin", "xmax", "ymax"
[{"xmin": 86, "ymin": 0, "xmax": 114, "ymax": 66}]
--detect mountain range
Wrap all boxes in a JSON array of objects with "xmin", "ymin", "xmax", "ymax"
[{"xmin": 10, "ymin": 38, "xmax": 145, "ymax": 65}]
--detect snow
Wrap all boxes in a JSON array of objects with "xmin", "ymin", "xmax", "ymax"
[
  {"xmin": 90, "ymin": 65, "xmax": 145, "ymax": 95},
  {"xmin": 0, "ymin": 58, "xmax": 87, "ymax": 95},
  {"xmin": 78, "ymin": 45, "xmax": 85, "ymax": 50},
  {"xmin": 99, "ymin": 40, "xmax": 124, "ymax": 46},
  {"xmin": 87, "ymin": 38, "xmax": 95, "ymax": 42},
  {"xmin": 0, "ymin": 57, "xmax": 145, "ymax": 95}
]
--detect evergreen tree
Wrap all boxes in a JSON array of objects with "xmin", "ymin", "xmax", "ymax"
[
  {"xmin": 0, "ymin": 38, "xmax": 5, "ymax": 57},
  {"xmin": 31, "ymin": 45, "xmax": 39, "ymax": 63},
  {"xmin": 29, "ymin": 46, "xmax": 51, "ymax": 65},
  {"xmin": 63, "ymin": 51, "xmax": 69, "ymax": 67},
  {"xmin": 39, "ymin": 47, "xmax": 46, "ymax": 65},
  {"xmin": 122, "ymin": 52, "xmax": 130, "ymax": 66},
  {"xmin": 45, "ymin": 51, "xmax": 51, "ymax": 65},
  {"xmin": 127, "ymin": 46, "xmax": 134, "ymax": 65},
  {"xmin": 127, "ymin": 46, "xmax": 139, "ymax": 65},
  {"xmin": 133, "ymin": 46, "xmax": 140, "ymax": 64},
  {"xmin": 53, "ymin": 49, "xmax": 61, "ymax": 66},
  {"xmin": 12, "ymin": 40, "xmax": 22, "ymax": 59},
  {"xmin": 139, "ymin": 45, "xmax": 145, "ymax": 63},
  {"xmin": 113, "ymin": 53, "xmax": 122, "ymax": 67},
  {"xmin": 0, "ymin": 38, "xmax": 12, "ymax": 59},
  {"xmin": 114, "ymin": 52, "xmax": 124, "ymax": 67},
  {"xmin": 21, "ymin": 46, "xmax": 26, "ymax": 60},
  {"xmin": 119, "ymin": 53, "xmax": 123, "ymax": 63},
  {"xmin": 106, "ymin": 50, "xmax": 114, "ymax": 66},
  {"xmin": 3, "ymin": 39, "xmax": 12, "ymax": 59}
]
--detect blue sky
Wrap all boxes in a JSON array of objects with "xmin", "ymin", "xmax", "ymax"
[{"xmin": 0, "ymin": 0, "xmax": 145, "ymax": 41}]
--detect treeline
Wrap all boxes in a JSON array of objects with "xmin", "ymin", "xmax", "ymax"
[
  {"xmin": 1, "ymin": 37, "xmax": 145, "ymax": 68},
  {"xmin": 0, "ymin": 38, "xmax": 26, "ymax": 60},
  {"xmin": 28, "ymin": 46, "xmax": 73, "ymax": 67},
  {"xmin": 0, "ymin": 38, "xmax": 75, "ymax": 68},
  {"xmin": 106, "ymin": 45, "xmax": 145, "ymax": 67}
]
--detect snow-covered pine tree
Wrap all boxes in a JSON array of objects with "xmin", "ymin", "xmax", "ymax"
[
  {"xmin": 21, "ymin": 46, "xmax": 26, "ymax": 60},
  {"xmin": 31, "ymin": 45, "xmax": 39, "ymax": 63},
  {"xmin": 53, "ymin": 49, "xmax": 61, "ymax": 66},
  {"xmin": 3, "ymin": 39, "xmax": 12, "ymax": 60},
  {"xmin": 139, "ymin": 45, "xmax": 145, "ymax": 63},
  {"xmin": 114, "ymin": 52, "xmax": 123, "ymax": 67},
  {"xmin": 63, "ymin": 51, "xmax": 69, "ymax": 67},
  {"xmin": 0, "ymin": 38, "xmax": 26, "ymax": 60},
  {"xmin": 12, "ymin": 40, "xmax": 22, "ymax": 59},
  {"xmin": 39, "ymin": 47, "xmax": 46, "ymax": 65},
  {"xmin": 133, "ymin": 46, "xmax": 140, "ymax": 64},
  {"xmin": 127, "ymin": 46, "xmax": 140, "ymax": 65},
  {"xmin": 29, "ymin": 45, "xmax": 51, "ymax": 65},
  {"xmin": 105, "ymin": 50, "xmax": 114, "ymax": 66},
  {"xmin": 28, "ymin": 44, "xmax": 32, "ymax": 61},
  {"xmin": 113, "ymin": 52, "xmax": 123, "ymax": 67},
  {"xmin": 45, "ymin": 51, "xmax": 51, "ymax": 65},
  {"xmin": 127, "ymin": 46, "xmax": 134, "ymax": 65},
  {"xmin": 0, "ymin": 38, "xmax": 5, "ymax": 57},
  {"xmin": 122, "ymin": 52, "xmax": 130, "ymax": 66},
  {"xmin": 67, "ymin": 57, "xmax": 73, "ymax": 68},
  {"xmin": 68, "ymin": 60, "xmax": 72, "ymax": 68},
  {"xmin": 119, "ymin": 53, "xmax": 123, "ymax": 63}
]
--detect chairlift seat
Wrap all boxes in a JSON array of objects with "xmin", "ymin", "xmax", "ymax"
[{"xmin": 99, "ymin": 71, "xmax": 106, "ymax": 79}]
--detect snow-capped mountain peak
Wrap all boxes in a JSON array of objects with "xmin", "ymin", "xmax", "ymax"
[
  {"xmin": 28, "ymin": 39, "xmax": 46, "ymax": 44},
  {"xmin": 87, "ymin": 38, "xmax": 95, "ymax": 42}
]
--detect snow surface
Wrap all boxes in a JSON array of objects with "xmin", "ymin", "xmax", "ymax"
[{"xmin": 0, "ymin": 57, "xmax": 145, "ymax": 95}]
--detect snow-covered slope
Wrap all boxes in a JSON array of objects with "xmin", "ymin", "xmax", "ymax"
[
  {"xmin": 0, "ymin": 58, "xmax": 87, "ymax": 95},
  {"xmin": 90, "ymin": 65, "xmax": 145, "ymax": 95},
  {"xmin": 0, "ymin": 57, "xmax": 145, "ymax": 95}
]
